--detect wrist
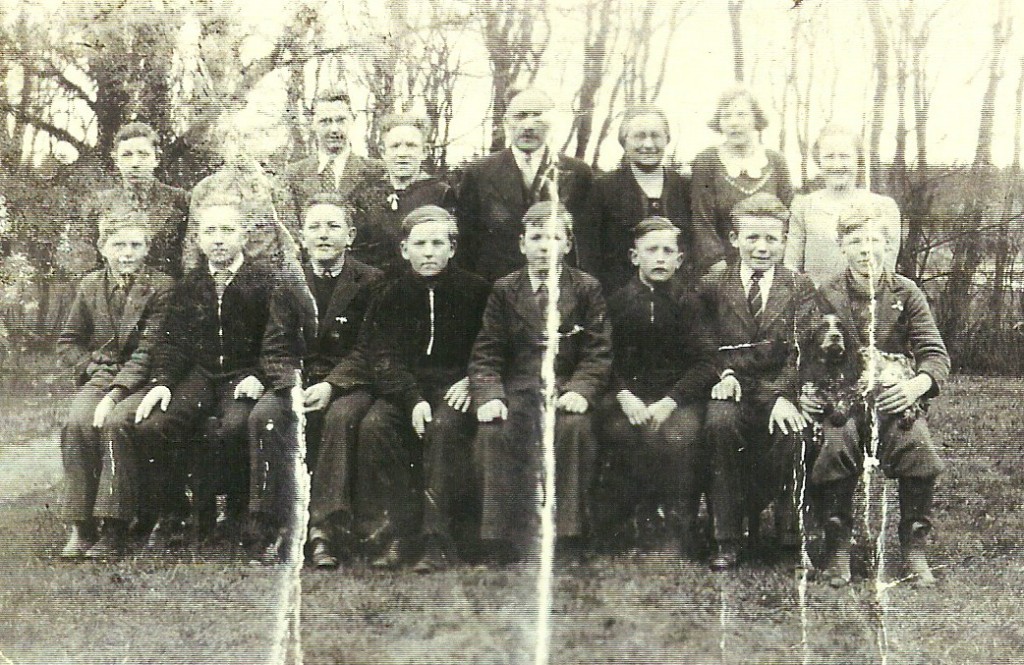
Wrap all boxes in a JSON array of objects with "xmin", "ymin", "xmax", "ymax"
[{"xmin": 719, "ymin": 369, "xmax": 735, "ymax": 380}]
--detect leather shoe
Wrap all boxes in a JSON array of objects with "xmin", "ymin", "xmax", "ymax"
[
  {"xmin": 60, "ymin": 523, "xmax": 95, "ymax": 560},
  {"xmin": 252, "ymin": 532, "xmax": 288, "ymax": 566},
  {"xmin": 413, "ymin": 536, "xmax": 456, "ymax": 574},
  {"xmin": 710, "ymin": 544, "xmax": 739, "ymax": 571},
  {"xmin": 146, "ymin": 517, "xmax": 187, "ymax": 551},
  {"xmin": 85, "ymin": 520, "xmax": 128, "ymax": 561},
  {"xmin": 370, "ymin": 538, "xmax": 403, "ymax": 570},
  {"xmin": 310, "ymin": 538, "xmax": 339, "ymax": 570}
]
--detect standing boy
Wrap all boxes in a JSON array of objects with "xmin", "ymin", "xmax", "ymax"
[
  {"xmin": 598, "ymin": 218, "xmax": 718, "ymax": 558},
  {"xmin": 128, "ymin": 194, "xmax": 291, "ymax": 549},
  {"xmin": 805, "ymin": 214, "xmax": 948, "ymax": 587},
  {"xmin": 470, "ymin": 201, "xmax": 611, "ymax": 563},
  {"xmin": 700, "ymin": 193, "xmax": 816, "ymax": 570},
  {"xmin": 266, "ymin": 193, "xmax": 383, "ymax": 569},
  {"xmin": 356, "ymin": 206, "xmax": 491, "ymax": 571},
  {"xmin": 57, "ymin": 208, "xmax": 174, "ymax": 559}
]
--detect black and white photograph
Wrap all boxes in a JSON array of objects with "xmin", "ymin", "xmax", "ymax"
[{"xmin": 0, "ymin": 0, "xmax": 1021, "ymax": 662}]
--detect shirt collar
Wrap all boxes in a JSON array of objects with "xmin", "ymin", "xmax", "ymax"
[
  {"xmin": 740, "ymin": 263, "xmax": 775, "ymax": 293},
  {"xmin": 209, "ymin": 253, "xmax": 245, "ymax": 277},
  {"xmin": 528, "ymin": 267, "xmax": 561, "ymax": 293},
  {"xmin": 311, "ymin": 255, "xmax": 346, "ymax": 279},
  {"xmin": 512, "ymin": 146, "xmax": 547, "ymax": 177}
]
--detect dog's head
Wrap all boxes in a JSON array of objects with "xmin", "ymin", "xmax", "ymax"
[{"xmin": 812, "ymin": 313, "xmax": 847, "ymax": 364}]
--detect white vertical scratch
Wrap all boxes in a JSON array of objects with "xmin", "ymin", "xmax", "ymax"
[{"xmin": 534, "ymin": 167, "xmax": 561, "ymax": 665}]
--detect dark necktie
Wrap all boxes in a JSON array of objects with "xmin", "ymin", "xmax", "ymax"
[
  {"xmin": 536, "ymin": 282, "xmax": 549, "ymax": 315},
  {"xmin": 110, "ymin": 277, "xmax": 129, "ymax": 319},
  {"xmin": 748, "ymin": 270, "xmax": 764, "ymax": 323}
]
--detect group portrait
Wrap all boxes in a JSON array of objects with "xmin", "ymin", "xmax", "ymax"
[{"xmin": 0, "ymin": 0, "xmax": 1021, "ymax": 663}]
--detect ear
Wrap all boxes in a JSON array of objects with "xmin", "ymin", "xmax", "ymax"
[
  {"xmin": 400, "ymin": 239, "xmax": 410, "ymax": 261},
  {"xmin": 347, "ymin": 226, "xmax": 358, "ymax": 246},
  {"xmin": 672, "ymin": 253, "xmax": 683, "ymax": 270},
  {"xmin": 729, "ymin": 230, "xmax": 739, "ymax": 249},
  {"xmin": 629, "ymin": 247, "xmax": 640, "ymax": 267},
  {"xmin": 518, "ymin": 235, "xmax": 527, "ymax": 256}
]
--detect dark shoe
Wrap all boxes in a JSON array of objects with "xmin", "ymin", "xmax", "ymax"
[
  {"xmin": 414, "ymin": 536, "xmax": 457, "ymax": 574},
  {"xmin": 251, "ymin": 531, "xmax": 289, "ymax": 566},
  {"xmin": 710, "ymin": 543, "xmax": 738, "ymax": 571},
  {"xmin": 60, "ymin": 523, "xmax": 96, "ymax": 560},
  {"xmin": 822, "ymin": 516, "xmax": 852, "ymax": 587},
  {"xmin": 370, "ymin": 538, "xmax": 403, "ymax": 570},
  {"xmin": 85, "ymin": 520, "xmax": 128, "ymax": 561},
  {"xmin": 310, "ymin": 538, "xmax": 339, "ymax": 570},
  {"xmin": 903, "ymin": 522, "xmax": 936, "ymax": 588},
  {"xmin": 146, "ymin": 517, "xmax": 187, "ymax": 551}
]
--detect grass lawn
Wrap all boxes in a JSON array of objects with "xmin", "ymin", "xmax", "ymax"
[{"xmin": 1, "ymin": 375, "xmax": 1023, "ymax": 664}]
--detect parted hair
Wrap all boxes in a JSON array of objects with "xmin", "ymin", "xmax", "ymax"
[
  {"xmin": 618, "ymin": 105, "xmax": 671, "ymax": 146},
  {"xmin": 836, "ymin": 208, "xmax": 894, "ymax": 242},
  {"xmin": 633, "ymin": 217, "xmax": 680, "ymax": 244},
  {"xmin": 399, "ymin": 205, "xmax": 459, "ymax": 241},
  {"xmin": 729, "ymin": 193, "xmax": 789, "ymax": 232},
  {"xmin": 521, "ymin": 201, "xmax": 574, "ymax": 237},
  {"xmin": 707, "ymin": 85, "xmax": 769, "ymax": 134},
  {"xmin": 113, "ymin": 122, "xmax": 159, "ymax": 150},
  {"xmin": 303, "ymin": 192, "xmax": 353, "ymax": 224}
]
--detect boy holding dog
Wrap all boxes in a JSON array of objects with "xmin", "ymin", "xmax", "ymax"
[{"xmin": 802, "ymin": 213, "xmax": 949, "ymax": 587}]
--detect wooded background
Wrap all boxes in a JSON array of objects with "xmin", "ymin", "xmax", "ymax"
[{"xmin": 0, "ymin": 0, "xmax": 1021, "ymax": 374}]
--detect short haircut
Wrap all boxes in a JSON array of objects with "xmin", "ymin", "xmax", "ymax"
[
  {"xmin": 379, "ymin": 113, "xmax": 430, "ymax": 142},
  {"xmin": 192, "ymin": 191, "xmax": 245, "ymax": 224},
  {"xmin": 812, "ymin": 124, "xmax": 864, "ymax": 165},
  {"xmin": 303, "ymin": 192, "xmax": 352, "ymax": 224},
  {"xmin": 113, "ymin": 122, "xmax": 159, "ymax": 150},
  {"xmin": 97, "ymin": 207, "xmax": 152, "ymax": 248},
  {"xmin": 505, "ymin": 87, "xmax": 555, "ymax": 119},
  {"xmin": 521, "ymin": 201, "xmax": 573, "ymax": 236},
  {"xmin": 312, "ymin": 87, "xmax": 351, "ymax": 111},
  {"xmin": 707, "ymin": 85, "xmax": 769, "ymax": 134},
  {"xmin": 730, "ymin": 193, "xmax": 789, "ymax": 233},
  {"xmin": 633, "ymin": 217, "xmax": 680, "ymax": 245},
  {"xmin": 836, "ymin": 206, "xmax": 894, "ymax": 243},
  {"xmin": 618, "ymin": 105, "xmax": 671, "ymax": 146},
  {"xmin": 399, "ymin": 205, "xmax": 458, "ymax": 241}
]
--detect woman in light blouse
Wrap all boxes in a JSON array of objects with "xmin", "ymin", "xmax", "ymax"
[{"xmin": 785, "ymin": 124, "xmax": 902, "ymax": 286}]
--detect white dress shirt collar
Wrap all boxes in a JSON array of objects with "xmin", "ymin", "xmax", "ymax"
[{"xmin": 740, "ymin": 263, "xmax": 775, "ymax": 309}]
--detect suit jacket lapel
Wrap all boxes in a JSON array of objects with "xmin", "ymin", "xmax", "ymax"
[
  {"xmin": 870, "ymin": 275, "xmax": 901, "ymax": 347},
  {"xmin": 759, "ymin": 269, "xmax": 792, "ymax": 332},
  {"xmin": 116, "ymin": 271, "xmax": 154, "ymax": 349},
  {"xmin": 723, "ymin": 265, "xmax": 757, "ymax": 335},
  {"xmin": 528, "ymin": 148, "xmax": 553, "ymax": 202},
  {"xmin": 318, "ymin": 262, "xmax": 362, "ymax": 339},
  {"xmin": 509, "ymin": 271, "xmax": 545, "ymax": 331},
  {"xmin": 486, "ymin": 149, "xmax": 527, "ymax": 211},
  {"xmin": 821, "ymin": 276, "xmax": 861, "ymax": 344}
]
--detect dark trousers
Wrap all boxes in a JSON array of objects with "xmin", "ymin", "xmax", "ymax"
[
  {"xmin": 357, "ymin": 387, "xmax": 477, "ymax": 541},
  {"xmin": 307, "ymin": 390, "xmax": 374, "ymax": 542},
  {"xmin": 597, "ymin": 399, "xmax": 707, "ymax": 544},
  {"xmin": 129, "ymin": 368, "xmax": 255, "ymax": 529},
  {"xmin": 704, "ymin": 399, "xmax": 796, "ymax": 545},
  {"xmin": 247, "ymin": 391, "xmax": 301, "ymax": 531},
  {"xmin": 61, "ymin": 386, "xmax": 145, "ymax": 523},
  {"xmin": 811, "ymin": 415, "xmax": 943, "ymax": 543},
  {"xmin": 475, "ymin": 390, "xmax": 596, "ymax": 549}
]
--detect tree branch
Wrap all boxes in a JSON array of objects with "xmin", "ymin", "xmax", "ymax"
[{"xmin": 0, "ymin": 101, "xmax": 90, "ymax": 152}]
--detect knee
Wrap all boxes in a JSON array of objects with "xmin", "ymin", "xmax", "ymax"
[
  {"xmin": 704, "ymin": 401, "xmax": 739, "ymax": 435},
  {"xmin": 358, "ymin": 402, "xmax": 399, "ymax": 440}
]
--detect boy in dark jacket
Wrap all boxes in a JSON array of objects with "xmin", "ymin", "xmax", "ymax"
[
  {"xmin": 699, "ymin": 193, "xmax": 816, "ymax": 571},
  {"xmin": 470, "ymin": 201, "xmax": 611, "ymax": 563},
  {"xmin": 356, "ymin": 206, "xmax": 491, "ymax": 571},
  {"xmin": 598, "ymin": 217, "xmax": 718, "ymax": 558},
  {"xmin": 128, "ymin": 194, "xmax": 294, "ymax": 550},
  {"xmin": 57, "ymin": 208, "xmax": 173, "ymax": 559},
  {"xmin": 803, "ymin": 214, "xmax": 949, "ymax": 587}
]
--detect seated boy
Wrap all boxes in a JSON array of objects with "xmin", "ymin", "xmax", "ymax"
[
  {"xmin": 356, "ymin": 205, "xmax": 491, "ymax": 572},
  {"xmin": 128, "ymin": 194, "xmax": 289, "ymax": 550},
  {"xmin": 803, "ymin": 214, "xmax": 948, "ymax": 587},
  {"xmin": 597, "ymin": 217, "xmax": 717, "ymax": 558},
  {"xmin": 470, "ymin": 201, "xmax": 611, "ymax": 564},
  {"xmin": 262, "ymin": 193, "xmax": 383, "ymax": 568},
  {"xmin": 57, "ymin": 208, "xmax": 174, "ymax": 559},
  {"xmin": 700, "ymin": 193, "xmax": 816, "ymax": 571}
]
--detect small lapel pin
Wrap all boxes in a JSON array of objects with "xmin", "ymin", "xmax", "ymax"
[
  {"xmin": 336, "ymin": 316, "xmax": 348, "ymax": 325},
  {"xmin": 387, "ymin": 192, "xmax": 400, "ymax": 211},
  {"xmin": 891, "ymin": 301, "xmax": 904, "ymax": 314}
]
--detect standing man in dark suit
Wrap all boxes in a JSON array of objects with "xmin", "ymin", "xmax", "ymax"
[
  {"xmin": 283, "ymin": 89, "xmax": 386, "ymax": 218},
  {"xmin": 347, "ymin": 113, "xmax": 457, "ymax": 274},
  {"xmin": 72, "ymin": 122, "xmax": 190, "ymax": 278},
  {"xmin": 581, "ymin": 105, "xmax": 719, "ymax": 292},
  {"xmin": 699, "ymin": 193, "xmax": 816, "ymax": 570},
  {"xmin": 456, "ymin": 88, "xmax": 593, "ymax": 283}
]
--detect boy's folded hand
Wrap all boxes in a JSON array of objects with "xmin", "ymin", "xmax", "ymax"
[
  {"xmin": 234, "ymin": 375, "xmax": 265, "ymax": 401},
  {"xmin": 769, "ymin": 396, "xmax": 807, "ymax": 436},
  {"xmin": 877, "ymin": 374, "xmax": 932, "ymax": 414},
  {"xmin": 412, "ymin": 400, "xmax": 433, "ymax": 437},
  {"xmin": 135, "ymin": 386, "xmax": 171, "ymax": 423},
  {"xmin": 444, "ymin": 378, "xmax": 472, "ymax": 413},
  {"xmin": 646, "ymin": 396, "xmax": 678, "ymax": 428},
  {"xmin": 303, "ymin": 382, "xmax": 333, "ymax": 412},
  {"xmin": 477, "ymin": 399, "xmax": 508, "ymax": 422},
  {"xmin": 92, "ymin": 394, "xmax": 116, "ymax": 428},
  {"xmin": 616, "ymin": 390, "xmax": 648, "ymax": 426},
  {"xmin": 711, "ymin": 375, "xmax": 742, "ymax": 401},
  {"xmin": 557, "ymin": 391, "xmax": 588, "ymax": 414}
]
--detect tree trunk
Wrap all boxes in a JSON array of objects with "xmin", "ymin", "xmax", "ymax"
[
  {"xmin": 728, "ymin": 0, "xmax": 745, "ymax": 82},
  {"xmin": 864, "ymin": 0, "xmax": 889, "ymax": 189}
]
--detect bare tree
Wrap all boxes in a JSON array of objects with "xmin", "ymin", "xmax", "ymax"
[
  {"xmin": 864, "ymin": 0, "xmax": 889, "ymax": 188},
  {"xmin": 728, "ymin": 0, "xmax": 745, "ymax": 82}
]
